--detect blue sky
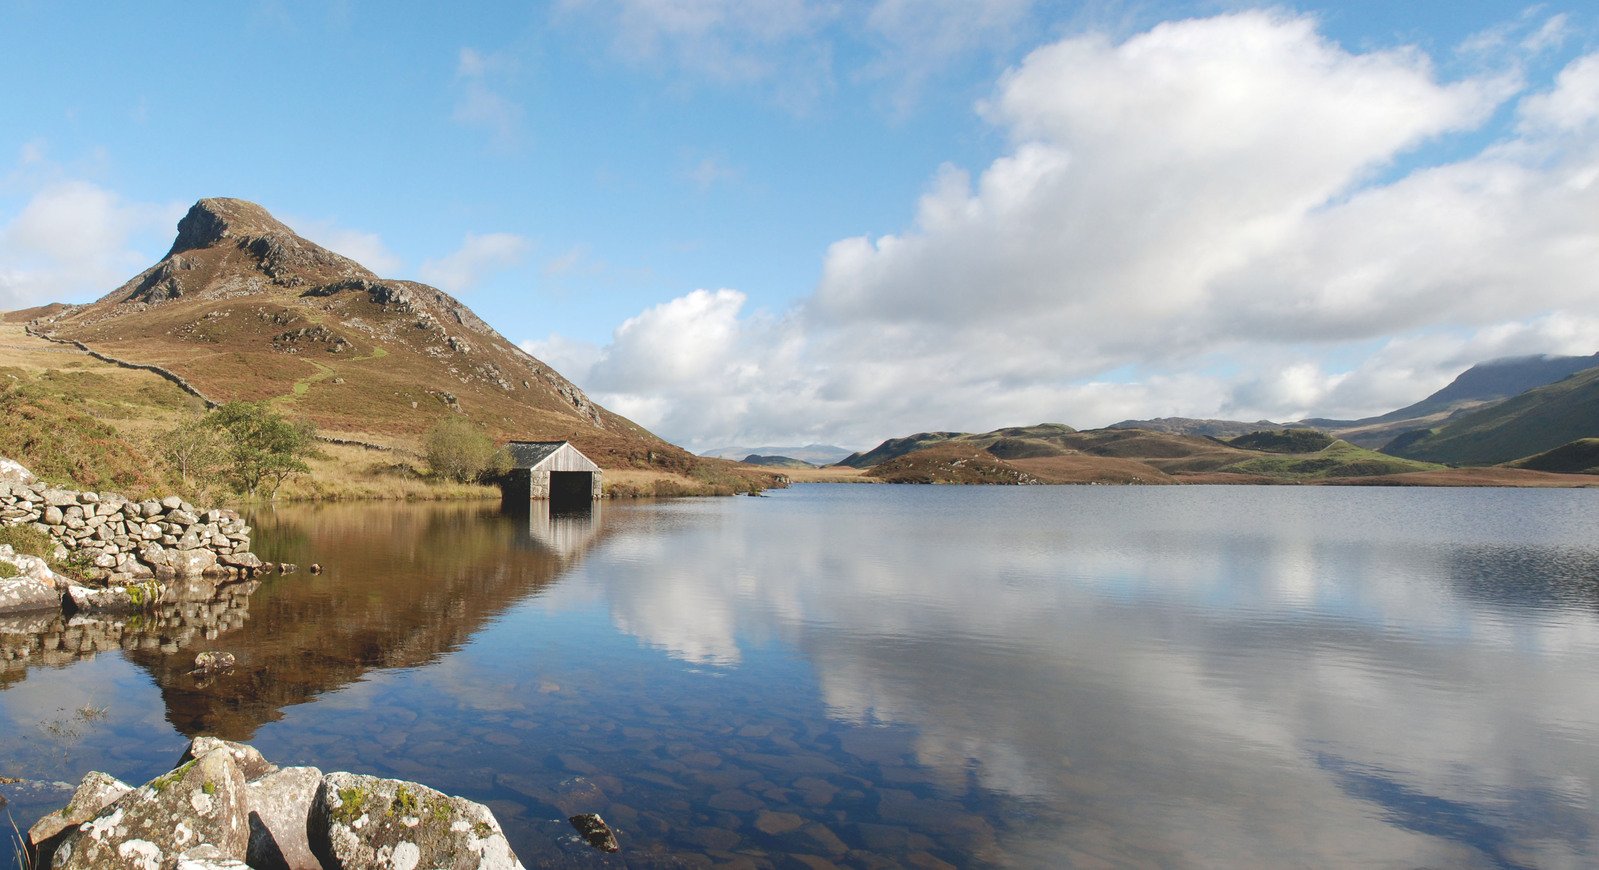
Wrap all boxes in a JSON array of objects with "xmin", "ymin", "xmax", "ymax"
[{"xmin": 3, "ymin": 1, "xmax": 1597, "ymax": 450}]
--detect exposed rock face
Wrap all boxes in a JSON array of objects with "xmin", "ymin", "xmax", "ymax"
[
  {"xmin": 51, "ymin": 745, "xmax": 250, "ymax": 868},
  {"xmin": 309, "ymin": 772, "xmax": 525, "ymax": 869},
  {"xmin": 178, "ymin": 737, "xmax": 278, "ymax": 782}
]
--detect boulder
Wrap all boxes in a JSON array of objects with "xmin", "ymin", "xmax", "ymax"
[
  {"xmin": 175, "ymin": 844, "xmax": 253, "ymax": 869},
  {"xmin": 145, "ymin": 546, "xmax": 219, "ymax": 578},
  {"xmin": 308, "ymin": 772, "xmax": 525, "ymax": 869},
  {"xmin": 245, "ymin": 766, "xmax": 324, "ymax": 870},
  {"xmin": 27, "ymin": 771, "xmax": 131, "ymax": 866},
  {"xmin": 0, "ymin": 545, "xmax": 57, "ymax": 585},
  {"xmin": 220, "ymin": 552, "xmax": 262, "ymax": 570},
  {"xmin": 65, "ymin": 582, "xmax": 163, "ymax": 613},
  {"xmin": 177, "ymin": 737, "xmax": 277, "ymax": 782},
  {"xmin": 51, "ymin": 747, "xmax": 250, "ymax": 869},
  {"xmin": 0, "ymin": 578, "xmax": 61, "ymax": 615},
  {"xmin": 0, "ymin": 457, "xmax": 37, "ymax": 485}
]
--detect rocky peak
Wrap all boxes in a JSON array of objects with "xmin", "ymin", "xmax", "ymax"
[{"xmin": 168, "ymin": 197, "xmax": 294, "ymax": 256}]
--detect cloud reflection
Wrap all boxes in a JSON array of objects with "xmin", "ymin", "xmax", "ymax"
[{"xmin": 575, "ymin": 487, "xmax": 1599, "ymax": 865}]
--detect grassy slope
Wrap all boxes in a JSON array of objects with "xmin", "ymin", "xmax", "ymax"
[
  {"xmin": 1387, "ymin": 367, "xmax": 1599, "ymax": 465},
  {"xmin": 1223, "ymin": 439, "xmax": 1441, "ymax": 478},
  {"xmin": 865, "ymin": 444, "xmax": 1041, "ymax": 484},
  {"xmin": 1508, "ymin": 438, "xmax": 1599, "ymax": 474}
]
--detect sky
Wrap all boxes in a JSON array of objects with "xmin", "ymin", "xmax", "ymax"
[{"xmin": 2, "ymin": 1, "xmax": 1597, "ymax": 452}]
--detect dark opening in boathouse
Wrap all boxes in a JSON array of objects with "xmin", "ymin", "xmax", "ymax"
[{"xmin": 502, "ymin": 441, "xmax": 603, "ymax": 511}]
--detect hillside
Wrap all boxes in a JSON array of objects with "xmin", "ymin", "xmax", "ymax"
[
  {"xmin": 865, "ymin": 444, "xmax": 1041, "ymax": 484},
  {"xmin": 838, "ymin": 424, "xmax": 1077, "ymax": 467},
  {"xmin": 1106, "ymin": 417, "xmax": 1291, "ymax": 439},
  {"xmin": 1386, "ymin": 367, "xmax": 1599, "ymax": 465},
  {"xmin": 24, "ymin": 198, "xmax": 773, "ymax": 494},
  {"xmin": 1305, "ymin": 353, "xmax": 1599, "ymax": 448},
  {"xmin": 1508, "ymin": 439, "xmax": 1599, "ymax": 474}
]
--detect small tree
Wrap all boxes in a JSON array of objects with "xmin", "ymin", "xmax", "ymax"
[
  {"xmin": 206, "ymin": 401, "xmax": 317, "ymax": 498},
  {"xmin": 425, "ymin": 416, "xmax": 504, "ymax": 483},
  {"xmin": 160, "ymin": 417, "xmax": 227, "ymax": 494}
]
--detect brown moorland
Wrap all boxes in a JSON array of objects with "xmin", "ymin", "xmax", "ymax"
[{"xmin": 24, "ymin": 198, "xmax": 778, "ymax": 496}]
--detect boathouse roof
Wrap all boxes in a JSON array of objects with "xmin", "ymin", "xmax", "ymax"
[{"xmin": 505, "ymin": 440, "xmax": 601, "ymax": 473}]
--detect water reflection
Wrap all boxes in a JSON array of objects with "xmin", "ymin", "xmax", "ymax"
[
  {"xmin": 134, "ymin": 502, "xmax": 610, "ymax": 740},
  {"xmin": 3, "ymin": 487, "xmax": 1598, "ymax": 868},
  {"xmin": 545, "ymin": 487, "xmax": 1599, "ymax": 867}
]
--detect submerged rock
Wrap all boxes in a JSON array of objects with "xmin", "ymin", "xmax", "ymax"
[
  {"xmin": 568, "ymin": 813, "xmax": 620, "ymax": 853},
  {"xmin": 51, "ymin": 745, "xmax": 249, "ymax": 868},
  {"xmin": 308, "ymin": 772, "xmax": 525, "ymax": 869}
]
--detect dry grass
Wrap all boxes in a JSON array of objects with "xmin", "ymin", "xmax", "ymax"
[{"xmin": 778, "ymin": 465, "xmax": 875, "ymax": 483}]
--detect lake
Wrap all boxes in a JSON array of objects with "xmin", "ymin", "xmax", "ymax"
[{"xmin": 3, "ymin": 484, "xmax": 1598, "ymax": 868}]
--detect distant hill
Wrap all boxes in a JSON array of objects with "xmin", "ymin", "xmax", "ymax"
[
  {"xmin": 1226, "ymin": 429, "xmax": 1335, "ymax": 454},
  {"xmin": 1305, "ymin": 353, "xmax": 1599, "ymax": 448},
  {"xmin": 24, "ymin": 198, "xmax": 766, "ymax": 492},
  {"xmin": 865, "ymin": 443, "xmax": 1041, "ymax": 485},
  {"xmin": 700, "ymin": 443, "xmax": 855, "ymax": 465},
  {"xmin": 1385, "ymin": 367, "xmax": 1599, "ymax": 465},
  {"xmin": 740, "ymin": 454, "xmax": 816, "ymax": 469},
  {"xmin": 838, "ymin": 424, "xmax": 1076, "ymax": 468},
  {"xmin": 1107, "ymin": 417, "xmax": 1292, "ymax": 439}
]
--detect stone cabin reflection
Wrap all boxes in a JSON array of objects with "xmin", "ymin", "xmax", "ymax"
[{"xmin": 501, "ymin": 441, "xmax": 603, "ymax": 511}]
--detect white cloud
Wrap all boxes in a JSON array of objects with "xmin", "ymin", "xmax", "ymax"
[
  {"xmin": 0, "ymin": 178, "xmax": 180, "ymax": 311},
  {"xmin": 285, "ymin": 216, "xmax": 404, "ymax": 275},
  {"xmin": 418, "ymin": 232, "xmax": 531, "ymax": 293},
  {"xmin": 452, "ymin": 46, "xmax": 524, "ymax": 148},
  {"xmin": 531, "ymin": 14, "xmax": 1599, "ymax": 451}
]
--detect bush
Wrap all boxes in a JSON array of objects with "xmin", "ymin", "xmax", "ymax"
[
  {"xmin": 205, "ymin": 401, "xmax": 318, "ymax": 498},
  {"xmin": 425, "ymin": 417, "xmax": 507, "ymax": 483}
]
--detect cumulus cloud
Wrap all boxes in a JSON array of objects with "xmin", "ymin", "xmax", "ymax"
[
  {"xmin": 0, "ymin": 178, "xmax": 179, "ymax": 311},
  {"xmin": 533, "ymin": 12, "xmax": 1599, "ymax": 450},
  {"xmin": 418, "ymin": 232, "xmax": 531, "ymax": 293}
]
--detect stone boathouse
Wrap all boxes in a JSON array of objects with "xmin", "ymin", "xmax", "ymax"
[{"xmin": 502, "ymin": 441, "xmax": 603, "ymax": 507}]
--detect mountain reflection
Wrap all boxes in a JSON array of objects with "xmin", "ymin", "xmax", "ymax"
[
  {"xmin": 127, "ymin": 502, "xmax": 607, "ymax": 740},
  {"xmin": 553, "ymin": 486, "xmax": 1599, "ymax": 867}
]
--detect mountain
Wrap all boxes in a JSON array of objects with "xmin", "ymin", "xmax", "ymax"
[
  {"xmin": 1384, "ymin": 366, "xmax": 1599, "ymax": 465},
  {"xmin": 700, "ymin": 444, "xmax": 855, "ymax": 465},
  {"xmin": 1304, "ymin": 353, "xmax": 1599, "ymax": 448},
  {"xmin": 28, "ymin": 198, "xmax": 746, "ymax": 485}
]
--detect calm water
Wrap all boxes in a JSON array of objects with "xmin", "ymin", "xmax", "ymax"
[{"xmin": 3, "ymin": 485, "xmax": 1599, "ymax": 867}]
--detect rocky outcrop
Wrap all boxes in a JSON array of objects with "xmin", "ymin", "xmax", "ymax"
[
  {"xmin": 29, "ymin": 740, "xmax": 526, "ymax": 870},
  {"xmin": 309, "ymin": 772, "xmax": 524, "ymax": 870},
  {"xmin": 0, "ymin": 459, "xmax": 260, "ymax": 595}
]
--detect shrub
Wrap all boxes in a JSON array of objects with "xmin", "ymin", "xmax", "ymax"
[{"xmin": 424, "ymin": 417, "xmax": 506, "ymax": 483}]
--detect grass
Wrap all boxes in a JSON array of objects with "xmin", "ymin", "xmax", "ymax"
[
  {"xmin": 1223, "ymin": 439, "xmax": 1441, "ymax": 479},
  {"xmin": 1509, "ymin": 438, "xmax": 1599, "ymax": 474}
]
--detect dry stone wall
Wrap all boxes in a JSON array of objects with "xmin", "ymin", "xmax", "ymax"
[{"xmin": 1, "ymin": 481, "xmax": 259, "ymax": 583}]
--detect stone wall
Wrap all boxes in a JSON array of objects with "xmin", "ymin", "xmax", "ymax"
[{"xmin": 0, "ymin": 463, "xmax": 260, "ymax": 586}]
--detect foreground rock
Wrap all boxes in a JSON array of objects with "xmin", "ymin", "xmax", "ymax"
[
  {"xmin": 51, "ymin": 744, "xmax": 249, "ymax": 868},
  {"xmin": 310, "ymin": 772, "xmax": 525, "ymax": 869},
  {"xmin": 29, "ymin": 738, "xmax": 526, "ymax": 869}
]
